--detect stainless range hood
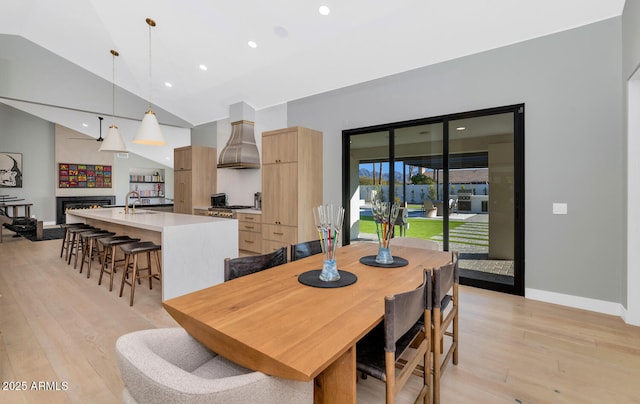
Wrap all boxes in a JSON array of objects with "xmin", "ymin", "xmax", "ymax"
[
  {"xmin": 217, "ymin": 119, "xmax": 260, "ymax": 169},
  {"xmin": 217, "ymin": 102, "xmax": 261, "ymax": 169}
]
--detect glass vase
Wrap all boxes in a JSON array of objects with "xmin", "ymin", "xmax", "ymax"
[
  {"xmin": 371, "ymin": 200, "xmax": 399, "ymax": 264},
  {"xmin": 313, "ymin": 204, "xmax": 345, "ymax": 282}
]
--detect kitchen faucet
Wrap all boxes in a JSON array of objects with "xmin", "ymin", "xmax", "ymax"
[{"xmin": 125, "ymin": 191, "xmax": 141, "ymax": 214}]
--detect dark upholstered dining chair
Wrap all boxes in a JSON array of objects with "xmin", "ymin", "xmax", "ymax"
[
  {"xmin": 290, "ymin": 239, "xmax": 323, "ymax": 261},
  {"xmin": 356, "ymin": 270, "xmax": 432, "ymax": 404},
  {"xmin": 223, "ymin": 247, "xmax": 287, "ymax": 281}
]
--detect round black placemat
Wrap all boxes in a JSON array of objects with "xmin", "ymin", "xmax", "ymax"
[
  {"xmin": 298, "ymin": 270, "xmax": 358, "ymax": 288},
  {"xmin": 359, "ymin": 255, "xmax": 409, "ymax": 268}
]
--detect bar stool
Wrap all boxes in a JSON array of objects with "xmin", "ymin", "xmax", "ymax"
[
  {"xmin": 66, "ymin": 226, "xmax": 97, "ymax": 265},
  {"xmin": 98, "ymin": 236, "xmax": 141, "ymax": 292},
  {"xmin": 79, "ymin": 230, "xmax": 115, "ymax": 277},
  {"xmin": 119, "ymin": 241, "xmax": 162, "ymax": 306},
  {"xmin": 59, "ymin": 223, "xmax": 91, "ymax": 259}
]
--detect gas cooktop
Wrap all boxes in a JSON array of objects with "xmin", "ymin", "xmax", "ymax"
[{"xmin": 208, "ymin": 205, "xmax": 253, "ymax": 211}]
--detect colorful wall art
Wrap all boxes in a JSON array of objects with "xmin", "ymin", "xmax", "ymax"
[{"xmin": 58, "ymin": 163, "xmax": 112, "ymax": 188}]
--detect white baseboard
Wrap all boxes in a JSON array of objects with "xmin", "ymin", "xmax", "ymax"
[{"xmin": 525, "ymin": 288, "xmax": 626, "ymax": 319}]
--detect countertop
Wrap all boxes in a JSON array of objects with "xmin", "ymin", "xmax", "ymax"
[
  {"xmin": 104, "ymin": 202, "xmax": 174, "ymax": 208},
  {"xmin": 66, "ymin": 207, "xmax": 233, "ymax": 232},
  {"xmin": 236, "ymin": 208, "xmax": 262, "ymax": 214}
]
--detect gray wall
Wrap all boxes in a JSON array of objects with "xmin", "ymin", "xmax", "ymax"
[
  {"xmin": 0, "ymin": 103, "xmax": 55, "ymax": 221},
  {"xmin": 622, "ymin": 0, "xmax": 640, "ymax": 321},
  {"xmin": 288, "ymin": 18, "xmax": 624, "ymax": 304},
  {"xmin": 623, "ymin": 0, "xmax": 640, "ymax": 80}
]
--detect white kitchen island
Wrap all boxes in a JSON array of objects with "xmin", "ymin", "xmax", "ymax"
[{"xmin": 66, "ymin": 207, "xmax": 238, "ymax": 300}]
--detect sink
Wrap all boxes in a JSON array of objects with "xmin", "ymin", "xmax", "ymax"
[{"xmin": 130, "ymin": 211, "xmax": 158, "ymax": 215}]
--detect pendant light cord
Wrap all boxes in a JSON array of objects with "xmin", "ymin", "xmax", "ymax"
[
  {"xmin": 111, "ymin": 50, "xmax": 117, "ymax": 125},
  {"xmin": 147, "ymin": 19, "xmax": 154, "ymax": 111}
]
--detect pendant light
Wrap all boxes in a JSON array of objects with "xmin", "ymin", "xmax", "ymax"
[
  {"xmin": 100, "ymin": 49, "xmax": 128, "ymax": 152},
  {"xmin": 133, "ymin": 17, "xmax": 166, "ymax": 145}
]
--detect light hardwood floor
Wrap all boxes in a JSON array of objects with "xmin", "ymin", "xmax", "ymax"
[{"xmin": 1, "ymin": 233, "xmax": 640, "ymax": 403}]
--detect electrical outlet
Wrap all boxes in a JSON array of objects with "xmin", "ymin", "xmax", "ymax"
[{"xmin": 552, "ymin": 203, "xmax": 568, "ymax": 215}]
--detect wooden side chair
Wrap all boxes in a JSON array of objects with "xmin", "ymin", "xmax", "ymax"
[
  {"xmin": 223, "ymin": 247, "xmax": 287, "ymax": 281},
  {"xmin": 356, "ymin": 270, "xmax": 432, "ymax": 404},
  {"xmin": 431, "ymin": 251, "xmax": 459, "ymax": 403},
  {"xmin": 290, "ymin": 239, "xmax": 322, "ymax": 261}
]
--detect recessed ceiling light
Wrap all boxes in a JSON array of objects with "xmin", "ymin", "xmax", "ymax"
[
  {"xmin": 199, "ymin": 64, "xmax": 208, "ymax": 71},
  {"xmin": 273, "ymin": 26, "xmax": 288, "ymax": 38},
  {"xmin": 82, "ymin": 123, "xmax": 89, "ymax": 128},
  {"xmin": 165, "ymin": 82, "xmax": 173, "ymax": 88},
  {"xmin": 319, "ymin": 5, "xmax": 330, "ymax": 15},
  {"xmin": 248, "ymin": 40, "xmax": 257, "ymax": 48},
  {"xmin": 456, "ymin": 126, "xmax": 466, "ymax": 131}
]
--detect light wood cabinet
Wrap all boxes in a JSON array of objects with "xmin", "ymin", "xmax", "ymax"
[
  {"xmin": 261, "ymin": 127, "xmax": 322, "ymax": 252},
  {"xmin": 173, "ymin": 146, "xmax": 216, "ymax": 214},
  {"xmin": 237, "ymin": 212, "xmax": 262, "ymax": 254}
]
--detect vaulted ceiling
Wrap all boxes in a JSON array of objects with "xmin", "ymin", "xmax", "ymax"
[{"xmin": 0, "ymin": 0, "xmax": 626, "ymax": 139}]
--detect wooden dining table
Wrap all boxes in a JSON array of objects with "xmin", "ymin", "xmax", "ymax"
[{"xmin": 163, "ymin": 242, "xmax": 452, "ymax": 403}]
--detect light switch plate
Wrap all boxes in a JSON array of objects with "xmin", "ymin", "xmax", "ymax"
[{"xmin": 553, "ymin": 203, "xmax": 568, "ymax": 215}]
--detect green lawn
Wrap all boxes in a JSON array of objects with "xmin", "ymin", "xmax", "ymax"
[{"xmin": 358, "ymin": 216, "xmax": 465, "ymax": 240}]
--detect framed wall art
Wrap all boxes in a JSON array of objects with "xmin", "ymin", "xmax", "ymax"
[
  {"xmin": 0, "ymin": 152, "xmax": 23, "ymax": 188},
  {"xmin": 58, "ymin": 163, "xmax": 112, "ymax": 188}
]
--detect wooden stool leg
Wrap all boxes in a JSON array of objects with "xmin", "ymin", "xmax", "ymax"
[
  {"xmin": 119, "ymin": 253, "xmax": 131, "ymax": 298},
  {"xmin": 98, "ymin": 245, "xmax": 109, "ymax": 286},
  {"xmin": 67, "ymin": 233, "xmax": 77, "ymax": 264},
  {"xmin": 154, "ymin": 250, "xmax": 162, "ymax": 284},
  {"xmin": 109, "ymin": 245, "xmax": 117, "ymax": 292},
  {"xmin": 78, "ymin": 237, "xmax": 87, "ymax": 273},
  {"xmin": 59, "ymin": 228, "xmax": 67, "ymax": 258},
  {"xmin": 73, "ymin": 236, "xmax": 84, "ymax": 269},
  {"xmin": 147, "ymin": 251, "xmax": 153, "ymax": 290},
  {"xmin": 86, "ymin": 238, "xmax": 96, "ymax": 279},
  {"xmin": 130, "ymin": 254, "xmax": 139, "ymax": 306}
]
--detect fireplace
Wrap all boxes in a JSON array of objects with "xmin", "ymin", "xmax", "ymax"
[{"xmin": 56, "ymin": 196, "xmax": 116, "ymax": 224}]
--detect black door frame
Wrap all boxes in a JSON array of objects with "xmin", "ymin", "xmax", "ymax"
[{"xmin": 341, "ymin": 104, "xmax": 525, "ymax": 296}]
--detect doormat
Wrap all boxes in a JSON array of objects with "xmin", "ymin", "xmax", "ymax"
[{"xmin": 22, "ymin": 227, "xmax": 65, "ymax": 242}]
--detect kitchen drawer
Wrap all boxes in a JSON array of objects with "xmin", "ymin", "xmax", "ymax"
[
  {"xmin": 262, "ymin": 239, "xmax": 289, "ymax": 254},
  {"xmin": 239, "ymin": 230, "xmax": 262, "ymax": 253},
  {"xmin": 262, "ymin": 224, "xmax": 296, "ymax": 244},
  {"xmin": 237, "ymin": 212, "xmax": 261, "ymax": 223},
  {"xmin": 239, "ymin": 221, "xmax": 261, "ymax": 233}
]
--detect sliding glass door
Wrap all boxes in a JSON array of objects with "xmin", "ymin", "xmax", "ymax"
[{"xmin": 342, "ymin": 105, "xmax": 524, "ymax": 295}]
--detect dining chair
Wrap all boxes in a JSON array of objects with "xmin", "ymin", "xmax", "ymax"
[
  {"xmin": 223, "ymin": 247, "xmax": 287, "ymax": 281},
  {"xmin": 116, "ymin": 327, "xmax": 312, "ymax": 404},
  {"xmin": 356, "ymin": 270, "xmax": 432, "ymax": 404},
  {"xmin": 431, "ymin": 251, "xmax": 459, "ymax": 404},
  {"xmin": 290, "ymin": 239, "xmax": 322, "ymax": 261},
  {"xmin": 390, "ymin": 237, "xmax": 439, "ymax": 251}
]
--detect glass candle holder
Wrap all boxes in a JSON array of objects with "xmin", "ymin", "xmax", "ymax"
[
  {"xmin": 371, "ymin": 200, "xmax": 399, "ymax": 264},
  {"xmin": 313, "ymin": 204, "xmax": 344, "ymax": 281}
]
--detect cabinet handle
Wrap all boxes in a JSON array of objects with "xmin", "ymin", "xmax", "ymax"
[
  {"xmin": 244, "ymin": 226, "xmax": 254, "ymax": 230},
  {"xmin": 244, "ymin": 240, "xmax": 254, "ymax": 244},
  {"xmin": 273, "ymin": 232, "xmax": 284, "ymax": 236},
  {"xmin": 245, "ymin": 217, "xmax": 255, "ymax": 220}
]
